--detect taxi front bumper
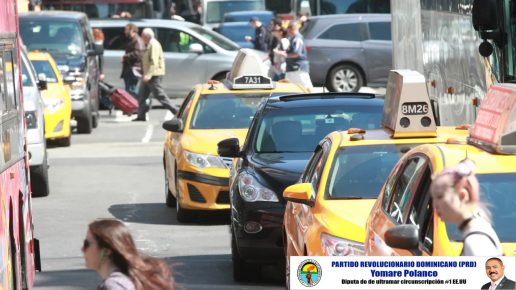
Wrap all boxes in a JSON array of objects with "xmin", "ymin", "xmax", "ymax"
[{"xmin": 177, "ymin": 170, "xmax": 230, "ymax": 210}]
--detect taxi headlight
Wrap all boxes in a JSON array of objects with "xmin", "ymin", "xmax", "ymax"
[
  {"xmin": 237, "ymin": 172, "xmax": 278, "ymax": 202},
  {"xmin": 184, "ymin": 151, "xmax": 226, "ymax": 169},
  {"xmin": 321, "ymin": 233, "xmax": 365, "ymax": 256},
  {"xmin": 44, "ymin": 98, "xmax": 65, "ymax": 114}
]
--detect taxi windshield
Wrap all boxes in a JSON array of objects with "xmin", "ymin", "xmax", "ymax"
[
  {"xmin": 325, "ymin": 144, "xmax": 409, "ymax": 199},
  {"xmin": 20, "ymin": 19, "xmax": 84, "ymax": 57},
  {"xmin": 254, "ymin": 106, "xmax": 382, "ymax": 153},
  {"xmin": 446, "ymin": 173, "xmax": 516, "ymax": 242},
  {"xmin": 31, "ymin": 60, "xmax": 58, "ymax": 83},
  {"xmin": 190, "ymin": 93, "xmax": 266, "ymax": 129}
]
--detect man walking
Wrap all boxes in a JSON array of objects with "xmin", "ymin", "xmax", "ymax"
[
  {"xmin": 245, "ymin": 17, "xmax": 270, "ymax": 52},
  {"xmin": 133, "ymin": 28, "xmax": 177, "ymax": 121},
  {"xmin": 285, "ymin": 21, "xmax": 309, "ymax": 73},
  {"xmin": 121, "ymin": 23, "xmax": 144, "ymax": 97}
]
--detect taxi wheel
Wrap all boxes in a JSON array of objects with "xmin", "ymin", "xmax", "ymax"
[
  {"xmin": 176, "ymin": 190, "xmax": 195, "ymax": 222},
  {"xmin": 231, "ymin": 233, "xmax": 261, "ymax": 282},
  {"xmin": 58, "ymin": 136, "xmax": 71, "ymax": 147},
  {"xmin": 327, "ymin": 64, "xmax": 364, "ymax": 93},
  {"xmin": 164, "ymin": 168, "xmax": 176, "ymax": 207}
]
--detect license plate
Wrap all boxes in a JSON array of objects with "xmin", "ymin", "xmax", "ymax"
[{"xmin": 401, "ymin": 102, "xmax": 429, "ymax": 115}]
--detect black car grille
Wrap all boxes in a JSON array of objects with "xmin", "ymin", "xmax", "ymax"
[
  {"xmin": 187, "ymin": 184, "xmax": 206, "ymax": 203},
  {"xmin": 216, "ymin": 191, "xmax": 230, "ymax": 204}
]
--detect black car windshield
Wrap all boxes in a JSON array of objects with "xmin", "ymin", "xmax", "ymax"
[
  {"xmin": 446, "ymin": 173, "xmax": 516, "ymax": 242},
  {"xmin": 254, "ymin": 105, "xmax": 382, "ymax": 153},
  {"xmin": 326, "ymin": 144, "xmax": 409, "ymax": 199},
  {"xmin": 31, "ymin": 60, "xmax": 58, "ymax": 83},
  {"xmin": 20, "ymin": 19, "xmax": 84, "ymax": 57},
  {"xmin": 190, "ymin": 93, "xmax": 267, "ymax": 129},
  {"xmin": 190, "ymin": 27, "xmax": 239, "ymax": 51}
]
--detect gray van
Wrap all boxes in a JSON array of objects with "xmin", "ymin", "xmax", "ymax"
[
  {"xmin": 301, "ymin": 14, "xmax": 392, "ymax": 92},
  {"xmin": 20, "ymin": 11, "xmax": 103, "ymax": 134}
]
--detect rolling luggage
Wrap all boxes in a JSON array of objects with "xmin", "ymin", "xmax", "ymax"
[{"xmin": 111, "ymin": 88, "xmax": 139, "ymax": 116}]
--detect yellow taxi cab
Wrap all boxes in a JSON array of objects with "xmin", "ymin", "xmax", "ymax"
[
  {"xmin": 282, "ymin": 70, "xmax": 469, "ymax": 267},
  {"xmin": 365, "ymin": 83, "xmax": 516, "ymax": 256},
  {"xmin": 28, "ymin": 51, "xmax": 72, "ymax": 146},
  {"xmin": 162, "ymin": 49, "xmax": 308, "ymax": 222}
]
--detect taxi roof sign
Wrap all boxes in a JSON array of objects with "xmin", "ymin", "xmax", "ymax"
[
  {"xmin": 469, "ymin": 84, "xmax": 516, "ymax": 154},
  {"xmin": 382, "ymin": 70, "xmax": 437, "ymax": 138},
  {"xmin": 226, "ymin": 49, "xmax": 274, "ymax": 90}
]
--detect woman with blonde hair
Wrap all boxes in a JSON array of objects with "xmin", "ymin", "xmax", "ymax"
[
  {"xmin": 430, "ymin": 159, "xmax": 502, "ymax": 256},
  {"xmin": 82, "ymin": 219, "xmax": 173, "ymax": 289}
]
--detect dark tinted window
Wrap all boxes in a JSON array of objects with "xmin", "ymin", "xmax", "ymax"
[
  {"xmin": 368, "ymin": 21, "xmax": 391, "ymax": 40},
  {"xmin": 101, "ymin": 27, "xmax": 127, "ymax": 50},
  {"xmin": 446, "ymin": 173, "xmax": 516, "ymax": 242},
  {"xmin": 255, "ymin": 105, "xmax": 382, "ymax": 153},
  {"xmin": 326, "ymin": 144, "xmax": 407, "ymax": 199},
  {"xmin": 320, "ymin": 0, "xmax": 390, "ymax": 14},
  {"xmin": 157, "ymin": 28, "xmax": 213, "ymax": 53},
  {"xmin": 319, "ymin": 23, "xmax": 361, "ymax": 41}
]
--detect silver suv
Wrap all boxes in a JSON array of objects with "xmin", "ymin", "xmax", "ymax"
[
  {"xmin": 301, "ymin": 14, "xmax": 392, "ymax": 92},
  {"xmin": 91, "ymin": 19, "xmax": 241, "ymax": 97}
]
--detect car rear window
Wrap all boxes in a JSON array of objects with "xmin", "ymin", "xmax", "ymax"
[
  {"xmin": 445, "ymin": 173, "xmax": 516, "ymax": 242},
  {"xmin": 325, "ymin": 144, "xmax": 409, "ymax": 199},
  {"xmin": 31, "ymin": 60, "xmax": 58, "ymax": 83},
  {"xmin": 254, "ymin": 105, "xmax": 382, "ymax": 153}
]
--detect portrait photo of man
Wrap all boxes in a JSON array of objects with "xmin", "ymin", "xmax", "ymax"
[{"xmin": 481, "ymin": 257, "xmax": 516, "ymax": 289}]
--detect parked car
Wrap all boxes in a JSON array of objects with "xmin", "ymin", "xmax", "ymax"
[
  {"xmin": 301, "ymin": 14, "xmax": 392, "ymax": 92},
  {"xmin": 91, "ymin": 19, "xmax": 243, "ymax": 97},
  {"xmin": 217, "ymin": 93, "xmax": 384, "ymax": 281},
  {"xmin": 217, "ymin": 22, "xmax": 254, "ymax": 48},
  {"xmin": 20, "ymin": 49, "xmax": 50, "ymax": 196},
  {"xmin": 222, "ymin": 10, "xmax": 273, "ymax": 24},
  {"xmin": 28, "ymin": 51, "xmax": 73, "ymax": 147},
  {"xmin": 20, "ymin": 11, "xmax": 103, "ymax": 134}
]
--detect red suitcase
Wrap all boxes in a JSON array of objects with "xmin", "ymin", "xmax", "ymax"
[{"xmin": 111, "ymin": 88, "xmax": 138, "ymax": 115}]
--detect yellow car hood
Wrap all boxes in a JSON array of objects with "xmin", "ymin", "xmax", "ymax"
[
  {"xmin": 319, "ymin": 199, "xmax": 377, "ymax": 242},
  {"xmin": 182, "ymin": 129, "xmax": 248, "ymax": 154}
]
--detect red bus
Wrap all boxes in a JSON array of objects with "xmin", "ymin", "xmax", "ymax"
[{"xmin": 0, "ymin": 0, "xmax": 40, "ymax": 289}]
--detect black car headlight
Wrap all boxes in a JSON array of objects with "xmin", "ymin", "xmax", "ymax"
[{"xmin": 237, "ymin": 172, "xmax": 278, "ymax": 202}]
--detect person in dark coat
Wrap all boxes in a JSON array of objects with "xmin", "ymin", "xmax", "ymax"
[
  {"xmin": 245, "ymin": 16, "xmax": 270, "ymax": 52},
  {"xmin": 121, "ymin": 23, "xmax": 144, "ymax": 97}
]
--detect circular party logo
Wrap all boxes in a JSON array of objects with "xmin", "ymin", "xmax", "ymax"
[{"xmin": 297, "ymin": 259, "xmax": 322, "ymax": 287}]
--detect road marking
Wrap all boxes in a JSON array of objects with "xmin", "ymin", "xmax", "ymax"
[{"xmin": 141, "ymin": 124, "xmax": 154, "ymax": 143}]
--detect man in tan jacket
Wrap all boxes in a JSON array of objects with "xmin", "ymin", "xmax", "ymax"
[{"xmin": 134, "ymin": 28, "xmax": 177, "ymax": 121}]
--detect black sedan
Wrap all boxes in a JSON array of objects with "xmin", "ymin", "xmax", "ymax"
[{"xmin": 218, "ymin": 93, "xmax": 384, "ymax": 282}]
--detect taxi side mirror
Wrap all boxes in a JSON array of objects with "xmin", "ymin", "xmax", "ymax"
[
  {"xmin": 162, "ymin": 119, "xmax": 183, "ymax": 132},
  {"xmin": 385, "ymin": 224, "xmax": 419, "ymax": 250},
  {"xmin": 283, "ymin": 183, "xmax": 314, "ymax": 207},
  {"xmin": 218, "ymin": 138, "xmax": 240, "ymax": 157},
  {"xmin": 37, "ymin": 73, "xmax": 47, "ymax": 90}
]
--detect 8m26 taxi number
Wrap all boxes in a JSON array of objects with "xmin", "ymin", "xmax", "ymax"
[{"xmin": 401, "ymin": 102, "xmax": 428, "ymax": 115}]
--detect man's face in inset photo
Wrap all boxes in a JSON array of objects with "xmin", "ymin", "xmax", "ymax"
[{"xmin": 485, "ymin": 258, "xmax": 505, "ymax": 282}]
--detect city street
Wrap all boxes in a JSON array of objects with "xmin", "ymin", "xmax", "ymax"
[{"xmin": 32, "ymin": 106, "xmax": 284, "ymax": 290}]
